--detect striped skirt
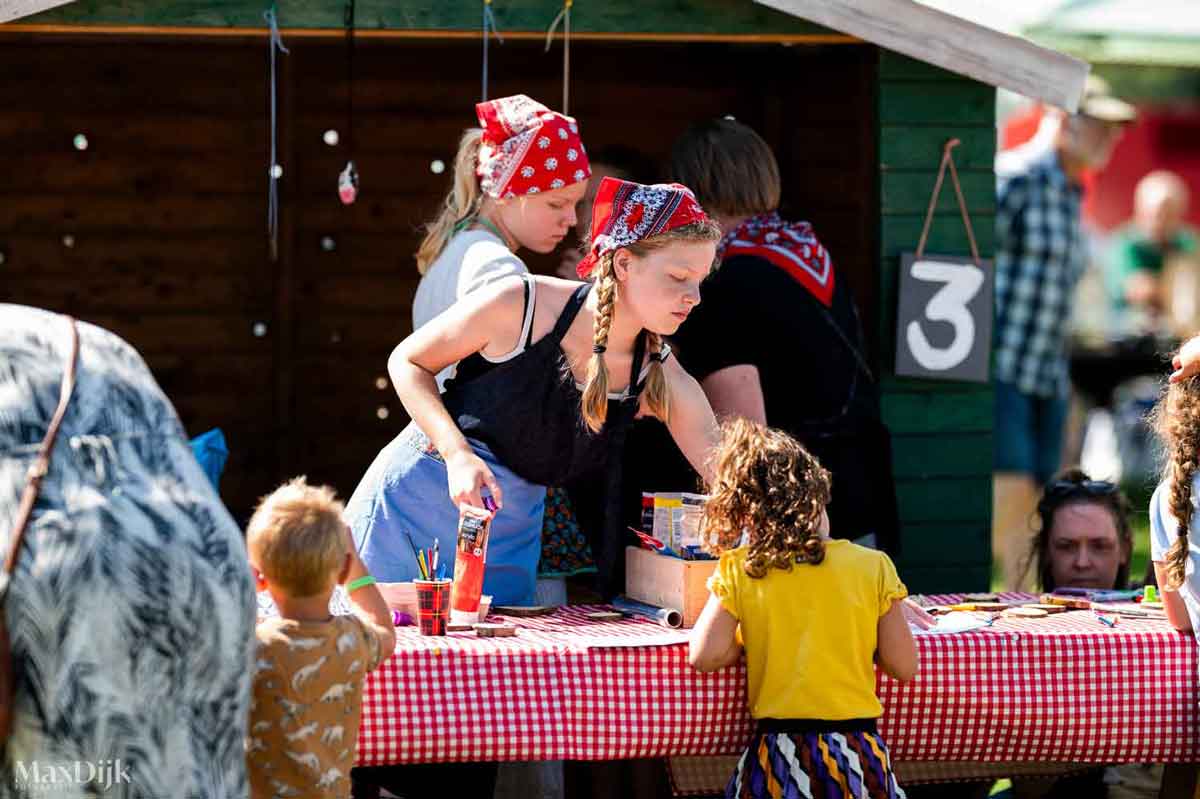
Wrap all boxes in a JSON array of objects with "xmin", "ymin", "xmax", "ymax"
[{"xmin": 726, "ymin": 720, "xmax": 906, "ymax": 799}]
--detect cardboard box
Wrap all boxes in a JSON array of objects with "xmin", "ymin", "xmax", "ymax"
[{"xmin": 625, "ymin": 546, "xmax": 718, "ymax": 629}]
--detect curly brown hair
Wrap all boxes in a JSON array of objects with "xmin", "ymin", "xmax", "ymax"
[
  {"xmin": 703, "ymin": 418, "xmax": 831, "ymax": 579},
  {"xmin": 1151, "ymin": 371, "xmax": 1200, "ymax": 589}
]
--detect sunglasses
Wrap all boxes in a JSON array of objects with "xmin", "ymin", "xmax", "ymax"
[{"xmin": 1044, "ymin": 479, "xmax": 1117, "ymax": 500}]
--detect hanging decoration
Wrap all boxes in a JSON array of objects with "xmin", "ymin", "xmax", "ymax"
[
  {"xmin": 264, "ymin": 4, "xmax": 289, "ymax": 261},
  {"xmin": 338, "ymin": 0, "xmax": 359, "ymax": 205},
  {"xmin": 480, "ymin": 0, "xmax": 504, "ymax": 102},
  {"xmin": 544, "ymin": 0, "xmax": 573, "ymax": 114}
]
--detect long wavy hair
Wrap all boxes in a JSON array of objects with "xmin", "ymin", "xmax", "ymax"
[
  {"xmin": 1151, "ymin": 371, "xmax": 1200, "ymax": 589},
  {"xmin": 703, "ymin": 418, "xmax": 831, "ymax": 579}
]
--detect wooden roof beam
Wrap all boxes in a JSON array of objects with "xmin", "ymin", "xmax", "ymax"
[{"xmin": 755, "ymin": 0, "xmax": 1089, "ymax": 110}]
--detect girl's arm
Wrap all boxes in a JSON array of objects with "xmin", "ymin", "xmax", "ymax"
[
  {"xmin": 876, "ymin": 599, "xmax": 919, "ymax": 682},
  {"xmin": 688, "ymin": 593, "xmax": 742, "ymax": 672},
  {"xmin": 700, "ymin": 364, "xmax": 767, "ymax": 425},
  {"xmin": 1153, "ymin": 561, "xmax": 1194, "ymax": 633},
  {"xmin": 387, "ymin": 276, "xmax": 528, "ymax": 508},
  {"xmin": 658, "ymin": 357, "xmax": 721, "ymax": 486}
]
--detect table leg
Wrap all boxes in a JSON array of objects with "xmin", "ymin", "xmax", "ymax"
[{"xmin": 1159, "ymin": 764, "xmax": 1198, "ymax": 799}]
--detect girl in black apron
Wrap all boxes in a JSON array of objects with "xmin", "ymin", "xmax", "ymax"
[{"xmin": 346, "ymin": 177, "xmax": 723, "ymax": 609}]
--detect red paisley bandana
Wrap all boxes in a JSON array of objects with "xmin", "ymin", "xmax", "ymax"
[
  {"xmin": 475, "ymin": 94, "xmax": 591, "ymax": 199},
  {"xmin": 717, "ymin": 213, "xmax": 835, "ymax": 307},
  {"xmin": 577, "ymin": 177, "xmax": 711, "ymax": 278}
]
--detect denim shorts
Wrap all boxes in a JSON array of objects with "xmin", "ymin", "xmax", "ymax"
[
  {"xmin": 343, "ymin": 423, "xmax": 547, "ymax": 606},
  {"xmin": 993, "ymin": 380, "xmax": 1068, "ymax": 484}
]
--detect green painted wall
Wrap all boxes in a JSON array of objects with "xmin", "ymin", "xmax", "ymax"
[
  {"xmin": 876, "ymin": 52, "xmax": 996, "ymax": 593},
  {"xmin": 23, "ymin": 0, "xmax": 830, "ymax": 36}
]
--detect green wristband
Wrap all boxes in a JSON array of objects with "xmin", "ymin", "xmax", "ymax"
[{"xmin": 347, "ymin": 575, "xmax": 377, "ymax": 593}]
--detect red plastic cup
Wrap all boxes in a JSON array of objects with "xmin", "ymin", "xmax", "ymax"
[{"xmin": 415, "ymin": 579, "xmax": 451, "ymax": 636}]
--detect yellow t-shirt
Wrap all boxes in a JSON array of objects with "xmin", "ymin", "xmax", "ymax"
[{"xmin": 707, "ymin": 539, "xmax": 907, "ymax": 721}]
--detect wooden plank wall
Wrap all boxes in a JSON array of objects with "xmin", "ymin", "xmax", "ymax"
[
  {"xmin": 20, "ymin": 0, "xmax": 832, "ymax": 37},
  {"xmin": 0, "ymin": 36, "xmax": 878, "ymax": 523},
  {"xmin": 876, "ymin": 52, "xmax": 996, "ymax": 592}
]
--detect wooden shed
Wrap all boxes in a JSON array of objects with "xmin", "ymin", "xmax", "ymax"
[{"xmin": 0, "ymin": 0, "xmax": 1084, "ymax": 592}]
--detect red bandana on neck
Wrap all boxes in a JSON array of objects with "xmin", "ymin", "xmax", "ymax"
[{"xmin": 717, "ymin": 213, "xmax": 835, "ymax": 307}]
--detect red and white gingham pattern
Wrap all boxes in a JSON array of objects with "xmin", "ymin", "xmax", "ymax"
[
  {"xmin": 879, "ymin": 592, "xmax": 1200, "ymax": 763},
  {"xmin": 356, "ymin": 597, "xmax": 1200, "ymax": 766},
  {"xmin": 358, "ymin": 606, "xmax": 750, "ymax": 765}
]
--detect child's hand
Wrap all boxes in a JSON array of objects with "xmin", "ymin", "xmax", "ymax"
[
  {"xmin": 900, "ymin": 598, "xmax": 936, "ymax": 631},
  {"xmin": 1171, "ymin": 335, "xmax": 1200, "ymax": 383}
]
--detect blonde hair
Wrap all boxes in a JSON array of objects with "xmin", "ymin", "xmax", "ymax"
[
  {"xmin": 416, "ymin": 128, "xmax": 485, "ymax": 274},
  {"xmin": 1151, "ymin": 371, "xmax": 1200, "ymax": 589},
  {"xmin": 579, "ymin": 219, "xmax": 722, "ymax": 433},
  {"xmin": 246, "ymin": 477, "xmax": 349, "ymax": 598},
  {"xmin": 704, "ymin": 418, "xmax": 832, "ymax": 579},
  {"xmin": 668, "ymin": 118, "xmax": 781, "ymax": 218}
]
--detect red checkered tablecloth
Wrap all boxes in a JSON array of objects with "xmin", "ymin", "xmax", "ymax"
[
  {"xmin": 356, "ymin": 597, "xmax": 1200, "ymax": 766},
  {"xmin": 878, "ymin": 593, "xmax": 1200, "ymax": 764}
]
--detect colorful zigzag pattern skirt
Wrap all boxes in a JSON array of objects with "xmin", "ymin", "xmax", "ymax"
[{"xmin": 725, "ymin": 723, "xmax": 907, "ymax": 799}]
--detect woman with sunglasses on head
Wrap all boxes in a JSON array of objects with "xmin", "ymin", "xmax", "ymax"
[{"xmin": 1025, "ymin": 469, "xmax": 1134, "ymax": 593}]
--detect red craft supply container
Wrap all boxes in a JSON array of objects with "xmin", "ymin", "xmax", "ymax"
[{"xmin": 450, "ymin": 500, "xmax": 494, "ymax": 624}]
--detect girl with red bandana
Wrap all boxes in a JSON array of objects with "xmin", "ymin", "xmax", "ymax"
[
  {"xmin": 345, "ymin": 176, "xmax": 723, "ymax": 609},
  {"xmin": 412, "ymin": 94, "xmax": 592, "ymax": 390}
]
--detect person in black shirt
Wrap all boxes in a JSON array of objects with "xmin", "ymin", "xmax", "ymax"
[{"xmin": 622, "ymin": 118, "xmax": 899, "ymax": 554}]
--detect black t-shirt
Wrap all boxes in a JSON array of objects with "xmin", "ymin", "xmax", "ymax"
[{"xmin": 620, "ymin": 253, "xmax": 900, "ymax": 554}]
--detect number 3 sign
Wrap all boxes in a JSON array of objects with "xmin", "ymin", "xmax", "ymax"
[
  {"xmin": 894, "ymin": 138, "xmax": 992, "ymax": 383},
  {"xmin": 895, "ymin": 252, "xmax": 992, "ymax": 383}
]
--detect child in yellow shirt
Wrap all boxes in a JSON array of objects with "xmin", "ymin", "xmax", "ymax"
[{"xmin": 689, "ymin": 419, "xmax": 918, "ymax": 799}]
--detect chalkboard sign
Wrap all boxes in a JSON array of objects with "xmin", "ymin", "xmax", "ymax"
[{"xmin": 894, "ymin": 252, "xmax": 992, "ymax": 383}]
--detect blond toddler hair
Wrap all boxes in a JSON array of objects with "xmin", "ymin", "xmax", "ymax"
[{"xmin": 246, "ymin": 477, "xmax": 349, "ymax": 598}]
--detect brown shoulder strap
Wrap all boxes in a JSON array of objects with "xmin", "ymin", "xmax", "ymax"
[{"xmin": 2, "ymin": 317, "xmax": 80, "ymax": 585}]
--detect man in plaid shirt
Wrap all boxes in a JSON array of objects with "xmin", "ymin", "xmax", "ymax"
[{"xmin": 993, "ymin": 76, "xmax": 1135, "ymax": 590}]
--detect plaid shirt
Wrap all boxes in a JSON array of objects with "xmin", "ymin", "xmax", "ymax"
[{"xmin": 992, "ymin": 144, "xmax": 1085, "ymax": 399}]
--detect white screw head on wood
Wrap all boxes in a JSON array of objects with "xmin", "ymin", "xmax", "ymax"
[
  {"xmin": 323, "ymin": 129, "xmax": 340, "ymax": 146},
  {"xmin": 253, "ymin": 322, "xmax": 268, "ymax": 338},
  {"xmin": 430, "ymin": 160, "xmax": 446, "ymax": 175},
  {"xmin": 375, "ymin": 376, "xmax": 389, "ymax": 390},
  {"xmin": 61, "ymin": 235, "xmax": 75, "ymax": 248},
  {"xmin": 270, "ymin": 164, "xmax": 283, "ymax": 179},
  {"xmin": 73, "ymin": 134, "xmax": 88, "ymax": 151},
  {"xmin": 321, "ymin": 236, "xmax": 337, "ymax": 252},
  {"xmin": 376, "ymin": 406, "xmax": 390, "ymax": 420}
]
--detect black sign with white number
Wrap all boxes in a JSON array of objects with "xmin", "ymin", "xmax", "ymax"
[{"xmin": 894, "ymin": 252, "xmax": 992, "ymax": 383}]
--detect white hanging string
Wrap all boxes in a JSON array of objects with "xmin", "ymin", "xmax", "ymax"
[
  {"xmin": 544, "ymin": 0, "xmax": 573, "ymax": 114},
  {"xmin": 481, "ymin": 0, "xmax": 504, "ymax": 102},
  {"xmin": 265, "ymin": 6, "xmax": 289, "ymax": 262}
]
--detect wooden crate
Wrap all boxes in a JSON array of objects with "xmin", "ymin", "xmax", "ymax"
[{"xmin": 625, "ymin": 546, "xmax": 718, "ymax": 629}]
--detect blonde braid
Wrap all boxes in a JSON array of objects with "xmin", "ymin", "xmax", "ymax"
[
  {"xmin": 643, "ymin": 332, "xmax": 670, "ymax": 424},
  {"xmin": 1152, "ymin": 375, "xmax": 1200, "ymax": 589},
  {"xmin": 580, "ymin": 253, "xmax": 616, "ymax": 433},
  {"xmin": 1167, "ymin": 453, "xmax": 1197, "ymax": 589}
]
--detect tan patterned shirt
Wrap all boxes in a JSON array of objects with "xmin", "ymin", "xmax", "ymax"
[{"xmin": 249, "ymin": 614, "xmax": 386, "ymax": 799}]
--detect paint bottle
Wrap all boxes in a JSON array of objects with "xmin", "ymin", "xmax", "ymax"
[{"xmin": 450, "ymin": 495, "xmax": 496, "ymax": 624}]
